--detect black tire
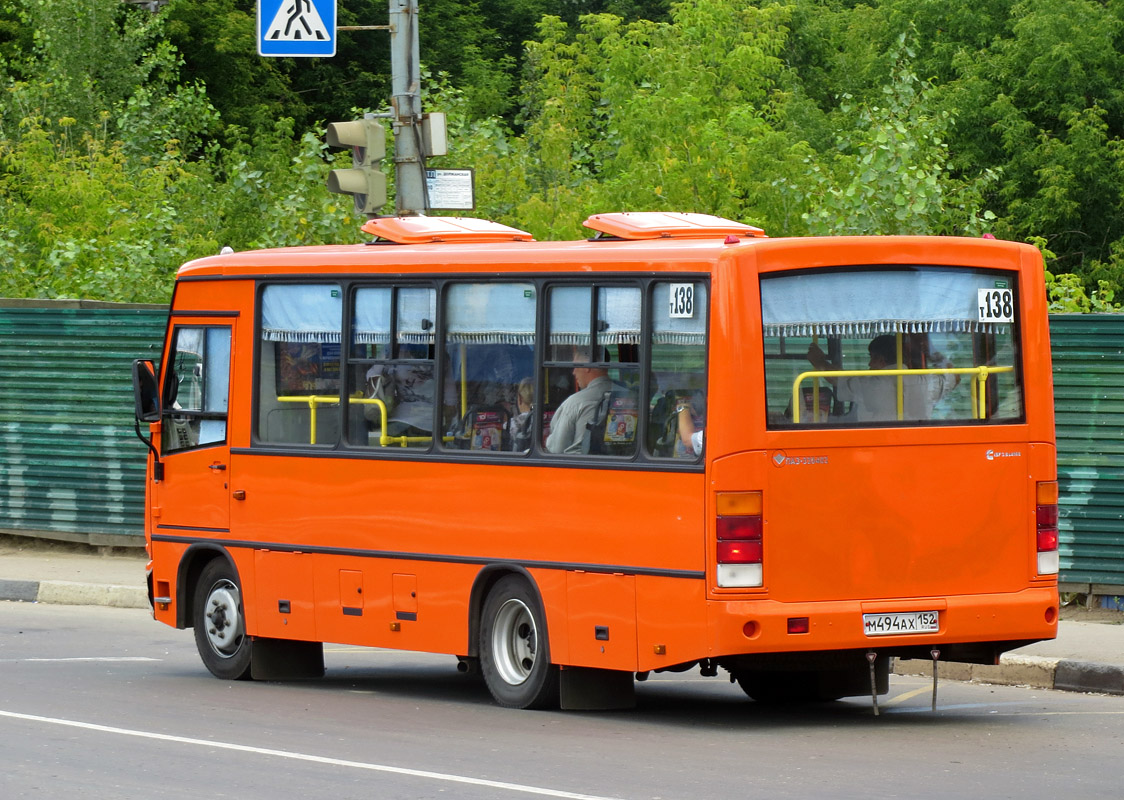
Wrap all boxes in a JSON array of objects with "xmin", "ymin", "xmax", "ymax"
[
  {"xmin": 479, "ymin": 575, "xmax": 559, "ymax": 709},
  {"xmin": 733, "ymin": 671, "xmax": 832, "ymax": 704},
  {"xmin": 192, "ymin": 559, "xmax": 252, "ymax": 680}
]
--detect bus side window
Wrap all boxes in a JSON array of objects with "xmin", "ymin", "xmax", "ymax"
[
  {"xmin": 257, "ymin": 284, "xmax": 343, "ymax": 446},
  {"xmin": 349, "ymin": 286, "xmax": 437, "ymax": 449},
  {"xmin": 543, "ymin": 285, "xmax": 641, "ymax": 457},
  {"xmin": 647, "ymin": 281, "xmax": 707, "ymax": 459},
  {"xmin": 441, "ymin": 282, "xmax": 536, "ymax": 454},
  {"xmin": 162, "ymin": 325, "xmax": 231, "ymax": 453}
]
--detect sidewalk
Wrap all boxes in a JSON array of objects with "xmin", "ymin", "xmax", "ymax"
[
  {"xmin": 1, "ymin": 535, "xmax": 1122, "ymax": 695},
  {"xmin": 0, "ymin": 534, "xmax": 148, "ymax": 610}
]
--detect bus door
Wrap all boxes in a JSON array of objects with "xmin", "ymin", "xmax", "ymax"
[{"xmin": 155, "ymin": 321, "xmax": 234, "ymax": 533}]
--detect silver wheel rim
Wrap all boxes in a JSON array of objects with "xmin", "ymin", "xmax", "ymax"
[
  {"xmin": 203, "ymin": 579, "xmax": 244, "ymax": 658},
  {"xmin": 491, "ymin": 598, "xmax": 537, "ymax": 685}
]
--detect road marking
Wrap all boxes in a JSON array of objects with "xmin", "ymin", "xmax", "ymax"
[
  {"xmin": 0, "ymin": 657, "xmax": 160, "ymax": 663},
  {"xmin": 0, "ymin": 709, "xmax": 621, "ymax": 800},
  {"xmin": 884, "ymin": 686, "xmax": 931, "ymax": 706}
]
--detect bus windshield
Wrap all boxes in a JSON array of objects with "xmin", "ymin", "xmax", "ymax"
[{"xmin": 761, "ymin": 265, "xmax": 1023, "ymax": 427}]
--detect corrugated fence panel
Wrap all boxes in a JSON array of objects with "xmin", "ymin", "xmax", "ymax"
[
  {"xmin": 3, "ymin": 300, "xmax": 1124, "ymax": 585},
  {"xmin": 0, "ymin": 300, "xmax": 166, "ymax": 546},
  {"xmin": 1050, "ymin": 314, "xmax": 1124, "ymax": 590}
]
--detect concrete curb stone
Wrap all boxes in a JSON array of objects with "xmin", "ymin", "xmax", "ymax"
[
  {"xmin": 1054, "ymin": 661, "xmax": 1124, "ymax": 695},
  {"xmin": 895, "ymin": 654, "xmax": 1124, "ymax": 697},
  {"xmin": 0, "ymin": 578, "xmax": 147, "ymax": 609},
  {"xmin": 0, "ymin": 580, "xmax": 40, "ymax": 603}
]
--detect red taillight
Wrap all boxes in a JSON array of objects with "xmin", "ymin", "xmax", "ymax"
[
  {"xmin": 1036, "ymin": 504, "xmax": 1058, "ymax": 528},
  {"xmin": 1036, "ymin": 480, "xmax": 1059, "ymax": 575},
  {"xmin": 716, "ymin": 491, "xmax": 763, "ymax": 588},
  {"xmin": 717, "ymin": 539, "xmax": 763, "ymax": 564},
  {"xmin": 716, "ymin": 515, "xmax": 762, "ymax": 541}
]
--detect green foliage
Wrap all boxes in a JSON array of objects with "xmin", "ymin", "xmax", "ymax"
[
  {"xmin": 470, "ymin": 1, "xmax": 818, "ymax": 238},
  {"xmin": 5, "ymin": 0, "xmax": 1124, "ymax": 315},
  {"xmin": 0, "ymin": 0, "xmax": 359, "ymax": 302},
  {"xmin": 799, "ymin": 35, "xmax": 997, "ymax": 236},
  {"xmin": 0, "ymin": 117, "xmax": 219, "ymax": 301}
]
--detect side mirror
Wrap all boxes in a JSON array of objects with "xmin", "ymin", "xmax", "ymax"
[{"xmin": 132, "ymin": 359, "xmax": 160, "ymax": 423}]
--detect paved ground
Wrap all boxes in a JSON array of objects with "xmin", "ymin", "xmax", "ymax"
[{"xmin": 1, "ymin": 533, "xmax": 1122, "ymax": 695}]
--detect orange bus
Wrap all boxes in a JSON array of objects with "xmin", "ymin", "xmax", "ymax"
[{"xmin": 132, "ymin": 212, "xmax": 1059, "ymax": 710}]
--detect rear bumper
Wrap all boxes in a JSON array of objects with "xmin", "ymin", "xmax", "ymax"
[{"xmin": 707, "ymin": 585, "xmax": 1058, "ymax": 662}]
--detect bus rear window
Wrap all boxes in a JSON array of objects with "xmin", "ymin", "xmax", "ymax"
[{"xmin": 761, "ymin": 266, "xmax": 1023, "ymax": 427}]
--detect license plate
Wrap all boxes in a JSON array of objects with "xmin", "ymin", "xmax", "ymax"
[{"xmin": 862, "ymin": 610, "xmax": 939, "ymax": 636}]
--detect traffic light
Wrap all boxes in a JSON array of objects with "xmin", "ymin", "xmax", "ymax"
[{"xmin": 326, "ymin": 118, "xmax": 387, "ymax": 216}]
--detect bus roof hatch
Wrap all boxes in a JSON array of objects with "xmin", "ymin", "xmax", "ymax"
[
  {"xmin": 360, "ymin": 216, "xmax": 535, "ymax": 244},
  {"xmin": 582, "ymin": 212, "xmax": 766, "ymax": 240}
]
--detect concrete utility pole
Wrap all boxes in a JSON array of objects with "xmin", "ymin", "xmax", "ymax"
[{"xmin": 389, "ymin": 0, "xmax": 426, "ymax": 215}]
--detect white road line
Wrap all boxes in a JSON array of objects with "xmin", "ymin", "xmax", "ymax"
[
  {"xmin": 0, "ymin": 709, "xmax": 622, "ymax": 800},
  {"xmin": 0, "ymin": 657, "xmax": 160, "ymax": 663}
]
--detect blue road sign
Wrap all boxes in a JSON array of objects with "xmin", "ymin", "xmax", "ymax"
[{"xmin": 258, "ymin": 0, "xmax": 336, "ymax": 57}]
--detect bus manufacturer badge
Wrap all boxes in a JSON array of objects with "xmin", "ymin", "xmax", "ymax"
[
  {"xmin": 986, "ymin": 449, "xmax": 1022, "ymax": 461},
  {"xmin": 772, "ymin": 451, "xmax": 828, "ymax": 467}
]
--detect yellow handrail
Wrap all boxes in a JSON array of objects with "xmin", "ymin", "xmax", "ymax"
[
  {"xmin": 276, "ymin": 394, "xmax": 433, "ymax": 447},
  {"xmin": 790, "ymin": 365, "xmax": 1014, "ymax": 423}
]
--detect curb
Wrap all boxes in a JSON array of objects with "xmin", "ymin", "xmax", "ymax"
[
  {"xmin": 0, "ymin": 578, "xmax": 148, "ymax": 610},
  {"xmin": 895, "ymin": 654, "xmax": 1124, "ymax": 696}
]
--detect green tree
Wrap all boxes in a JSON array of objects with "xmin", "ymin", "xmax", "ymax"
[
  {"xmin": 800, "ymin": 36, "xmax": 996, "ymax": 236},
  {"xmin": 499, "ymin": 1, "xmax": 816, "ymax": 237}
]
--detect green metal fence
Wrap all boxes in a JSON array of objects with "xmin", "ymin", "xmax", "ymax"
[
  {"xmin": 1051, "ymin": 314, "xmax": 1124, "ymax": 593},
  {"xmin": 0, "ymin": 300, "xmax": 167, "ymax": 546},
  {"xmin": 2, "ymin": 301, "xmax": 1123, "ymax": 586}
]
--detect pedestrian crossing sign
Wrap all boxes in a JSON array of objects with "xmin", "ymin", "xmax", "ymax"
[{"xmin": 258, "ymin": 0, "xmax": 336, "ymax": 57}]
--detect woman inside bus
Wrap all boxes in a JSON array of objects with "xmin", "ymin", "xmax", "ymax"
[{"xmin": 508, "ymin": 377, "xmax": 534, "ymax": 452}]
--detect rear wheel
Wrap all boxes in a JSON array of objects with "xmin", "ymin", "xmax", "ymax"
[
  {"xmin": 192, "ymin": 559, "xmax": 252, "ymax": 680},
  {"xmin": 479, "ymin": 575, "xmax": 559, "ymax": 709},
  {"xmin": 734, "ymin": 657, "xmax": 888, "ymax": 704},
  {"xmin": 733, "ymin": 671, "xmax": 837, "ymax": 704}
]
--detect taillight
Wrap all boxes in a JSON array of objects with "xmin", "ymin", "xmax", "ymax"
[
  {"xmin": 716, "ymin": 491, "xmax": 763, "ymax": 588},
  {"xmin": 1036, "ymin": 480, "xmax": 1059, "ymax": 575}
]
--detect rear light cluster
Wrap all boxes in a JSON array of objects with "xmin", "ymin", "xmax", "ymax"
[
  {"xmin": 716, "ymin": 491, "xmax": 763, "ymax": 588},
  {"xmin": 1036, "ymin": 480, "xmax": 1059, "ymax": 575}
]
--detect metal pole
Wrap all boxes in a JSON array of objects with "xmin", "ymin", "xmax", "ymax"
[{"xmin": 389, "ymin": 0, "xmax": 426, "ymax": 216}]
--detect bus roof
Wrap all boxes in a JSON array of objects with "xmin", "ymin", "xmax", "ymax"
[{"xmin": 177, "ymin": 215, "xmax": 1036, "ymax": 280}]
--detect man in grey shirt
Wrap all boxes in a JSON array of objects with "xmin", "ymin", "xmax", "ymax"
[{"xmin": 545, "ymin": 362, "xmax": 612, "ymax": 454}]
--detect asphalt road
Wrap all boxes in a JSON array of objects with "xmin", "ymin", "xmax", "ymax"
[{"xmin": 2, "ymin": 602, "xmax": 1123, "ymax": 800}]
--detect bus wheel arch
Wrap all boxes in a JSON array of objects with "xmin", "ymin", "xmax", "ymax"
[
  {"xmin": 466, "ymin": 565, "xmax": 539, "ymax": 659},
  {"xmin": 477, "ymin": 571, "xmax": 560, "ymax": 709},
  {"xmin": 175, "ymin": 543, "xmax": 239, "ymax": 630}
]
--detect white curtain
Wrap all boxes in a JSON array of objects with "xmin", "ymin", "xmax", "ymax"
[
  {"xmin": 761, "ymin": 269, "xmax": 1010, "ymax": 337},
  {"xmin": 261, "ymin": 284, "xmax": 342, "ymax": 343},
  {"xmin": 446, "ymin": 283, "xmax": 536, "ymax": 344},
  {"xmin": 652, "ymin": 282, "xmax": 707, "ymax": 346}
]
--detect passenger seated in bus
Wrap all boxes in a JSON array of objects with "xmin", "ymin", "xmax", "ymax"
[
  {"xmin": 674, "ymin": 396, "xmax": 704, "ymax": 457},
  {"xmin": 508, "ymin": 377, "xmax": 534, "ymax": 452},
  {"xmin": 807, "ymin": 335, "xmax": 954, "ymax": 422},
  {"xmin": 545, "ymin": 349, "xmax": 613, "ymax": 454},
  {"xmin": 364, "ymin": 345, "xmax": 436, "ymax": 437},
  {"xmin": 780, "ymin": 385, "xmax": 835, "ymax": 423}
]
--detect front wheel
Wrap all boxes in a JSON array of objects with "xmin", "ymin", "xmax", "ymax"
[
  {"xmin": 479, "ymin": 575, "xmax": 559, "ymax": 709},
  {"xmin": 192, "ymin": 559, "xmax": 252, "ymax": 680}
]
